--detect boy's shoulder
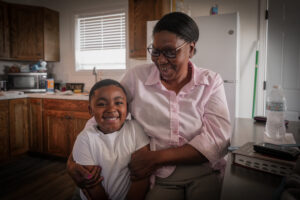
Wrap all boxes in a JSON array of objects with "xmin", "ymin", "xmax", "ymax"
[
  {"xmin": 77, "ymin": 125, "xmax": 98, "ymax": 139},
  {"xmin": 121, "ymin": 119, "xmax": 144, "ymax": 138},
  {"xmin": 123, "ymin": 119, "xmax": 143, "ymax": 131}
]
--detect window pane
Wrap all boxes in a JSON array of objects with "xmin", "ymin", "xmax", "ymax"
[
  {"xmin": 75, "ymin": 12, "xmax": 126, "ymax": 70},
  {"xmin": 77, "ymin": 49, "xmax": 125, "ymax": 70}
]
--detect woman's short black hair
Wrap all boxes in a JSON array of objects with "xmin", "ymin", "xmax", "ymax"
[
  {"xmin": 153, "ymin": 12, "xmax": 199, "ymax": 44},
  {"xmin": 89, "ymin": 79, "xmax": 127, "ymax": 102}
]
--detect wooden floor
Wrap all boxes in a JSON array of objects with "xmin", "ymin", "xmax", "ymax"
[{"xmin": 0, "ymin": 153, "xmax": 77, "ymax": 200}]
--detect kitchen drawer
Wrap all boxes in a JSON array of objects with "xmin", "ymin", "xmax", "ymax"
[{"xmin": 43, "ymin": 99, "xmax": 89, "ymax": 112}]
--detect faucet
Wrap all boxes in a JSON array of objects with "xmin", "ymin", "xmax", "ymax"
[{"xmin": 93, "ymin": 67, "xmax": 98, "ymax": 83}]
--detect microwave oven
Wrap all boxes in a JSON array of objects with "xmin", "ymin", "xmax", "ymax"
[{"xmin": 7, "ymin": 72, "xmax": 47, "ymax": 93}]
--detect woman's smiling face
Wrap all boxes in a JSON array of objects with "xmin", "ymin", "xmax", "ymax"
[
  {"xmin": 151, "ymin": 31, "xmax": 192, "ymax": 82},
  {"xmin": 89, "ymin": 85, "xmax": 127, "ymax": 134}
]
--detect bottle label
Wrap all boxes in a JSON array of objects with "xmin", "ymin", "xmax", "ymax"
[{"xmin": 266, "ymin": 102, "xmax": 285, "ymax": 111}]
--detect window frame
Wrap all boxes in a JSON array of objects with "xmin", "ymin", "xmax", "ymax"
[{"xmin": 74, "ymin": 8, "xmax": 127, "ymax": 72}]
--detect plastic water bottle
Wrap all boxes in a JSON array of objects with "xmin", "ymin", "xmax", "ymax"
[
  {"xmin": 265, "ymin": 85, "xmax": 286, "ymax": 139},
  {"xmin": 211, "ymin": 4, "xmax": 218, "ymax": 15}
]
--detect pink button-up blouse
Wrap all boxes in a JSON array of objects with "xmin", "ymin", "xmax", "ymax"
[{"xmin": 120, "ymin": 62, "xmax": 231, "ymax": 178}]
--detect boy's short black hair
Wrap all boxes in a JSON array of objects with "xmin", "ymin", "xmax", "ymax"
[{"xmin": 89, "ymin": 79, "xmax": 127, "ymax": 102}]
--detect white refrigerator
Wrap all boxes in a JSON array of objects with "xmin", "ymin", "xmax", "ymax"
[{"xmin": 147, "ymin": 13, "xmax": 240, "ymax": 127}]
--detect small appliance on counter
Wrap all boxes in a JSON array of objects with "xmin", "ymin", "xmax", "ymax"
[
  {"xmin": 66, "ymin": 83, "xmax": 85, "ymax": 93},
  {"xmin": 0, "ymin": 80, "xmax": 7, "ymax": 91},
  {"xmin": 46, "ymin": 78, "xmax": 54, "ymax": 93},
  {"xmin": 7, "ymin": 72, "xmax": 47, "ymax": 93}
]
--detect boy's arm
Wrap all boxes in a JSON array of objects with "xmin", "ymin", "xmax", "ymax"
[
  {"xmin": 72, "ymin": 132, "xmax": 107, "ymax": 199},
  {"xmin": 83, "ymin": 165, "xmax": 108, "ymax": 200}
]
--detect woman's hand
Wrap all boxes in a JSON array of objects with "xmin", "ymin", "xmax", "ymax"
[
  {"xmin": 67, "ymin": 153, "xmax": 103, "ymax": 188},
  {"xmin": 128, "ymin": 146, "xmax": 158, "ymax": 181},
  {"xmin": 128, "ymin": 144, "xmax": 208, "ymax": 181}
]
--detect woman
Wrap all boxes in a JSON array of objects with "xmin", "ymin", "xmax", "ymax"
[{"xmin": 68, "ymin": 12, "xmax": 231, "ymax": 200}]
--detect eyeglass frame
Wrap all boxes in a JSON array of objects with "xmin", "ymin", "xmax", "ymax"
[{"xmin": 147, "ymin": 42, "xmax": 188, "ymax": 59}]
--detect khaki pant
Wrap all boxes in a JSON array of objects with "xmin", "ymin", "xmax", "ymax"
[{"xmin": 145, "ymin": 164, "xmax": 222, "ymax": 200}]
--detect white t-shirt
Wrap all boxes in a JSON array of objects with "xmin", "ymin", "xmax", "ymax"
[{"xmin": 73, "ymin": 119, "xmax": 149, "ymax": 200}]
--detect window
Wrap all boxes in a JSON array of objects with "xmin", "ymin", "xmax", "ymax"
[{"xmin": 75, "ymin": 12, "xmax": 126, "ymax": 71}]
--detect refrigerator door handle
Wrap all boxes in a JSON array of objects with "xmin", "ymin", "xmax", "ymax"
[{"xmin": 223, "ymin": 80, "xmax": 236, "ymax": 83}]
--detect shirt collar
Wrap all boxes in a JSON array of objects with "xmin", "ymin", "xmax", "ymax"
[
  {"xmin": 145, "ymin": 64, "xmax": 161, "ymax": 86},
  {"xmin": 144, "ymin": 61, "xmax": 210, "ymax": 86},
  {"xmin": 190, "ymin": 62, "xmax": 209, "ymax": 86}
]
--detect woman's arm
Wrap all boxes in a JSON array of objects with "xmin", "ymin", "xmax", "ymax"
[
  {"xmin": 67, "ymin": 153, "xmax": 103, "ymax": 188},
  {"xmin": 83, "ymin": 166, "xmax": 108, "ymax": 200},
  {"xmin": 156, "ymin": 143, "xmax": 207, "ymax": 165},
  {"xmin": 129, "ymin": 144, "xmax": 207, "ymax": 180},
  {"xmin": 126, "ymin": 146, "xmax": 150, "ymax": 199},
  {"xmin": 67, "ymin": 154, "xmax": 107, "ymax": 199},
  {"xmin": 126, "ymin": 178, "xmax": 149, "ymax": 200}
]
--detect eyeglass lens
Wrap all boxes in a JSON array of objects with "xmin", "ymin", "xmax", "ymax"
[{"xmin": 148, "ymin": 48, "xmax": 176, "ymax": 58}]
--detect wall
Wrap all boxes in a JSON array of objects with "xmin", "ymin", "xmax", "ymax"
[{"xmin": 0, "ymin": 0, "xmax": 264, "ymax": 119}]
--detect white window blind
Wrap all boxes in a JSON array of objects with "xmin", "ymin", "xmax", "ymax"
[{"xmin": 75, "ymin": 12, "xmax": 126, "ymax": 70}]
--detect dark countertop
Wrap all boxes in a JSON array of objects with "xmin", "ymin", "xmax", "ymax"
[{"xmin": 221, "ymin": 118, "xmax": 300, "ymax": 200}]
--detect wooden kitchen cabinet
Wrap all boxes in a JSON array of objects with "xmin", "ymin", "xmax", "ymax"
[
  {"xmin": 0, "ymin": 100, "xmax": 10, "ymax": 161},
  {"xmin": 43, "ymin": 109, "xmax": 72, "ymax": 157},
  {"xmin": 69, "ymin": 111, "xmax": 92, "ymax": 154},
  {"xmin": 9, "ymin": 98, "xmax": 29, "ymax": 156},
  {"xmin": 129, "ymin": 0, "xmax": 170, "ymax": 58},
  {"xmin": 43, "ymin": 7, "xmax": 60, "ymax": 61},
  {"xmin": 28, "ymin": 98, "xmax": 43, "ymax": 153},
  {"xmin": 9, "ymin": 3, "xmax": 60, "ymax": 61},
  {"xmin": 9, "ymin": 4, "xmax": 43, "ymax": 61},
  {"xmin": 43, "ymin": 99, "xmax": 90, "ymax": 157},
  {"xmin": 1, "ymin": 97, "xmax": 90, "ymax": 159},
  {"xmin": 0, "ymin": 2, "xmax": 10, "ymax": 59}
]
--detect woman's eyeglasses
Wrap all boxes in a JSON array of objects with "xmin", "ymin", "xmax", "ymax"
[{"xmin": 147, "ymin": 42, "xmax": 187, "ymax": 59}]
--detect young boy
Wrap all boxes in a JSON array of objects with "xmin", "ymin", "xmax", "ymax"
[{"xmin": 72, "ymin": 79, "xmax": 150, "ymax": 200}]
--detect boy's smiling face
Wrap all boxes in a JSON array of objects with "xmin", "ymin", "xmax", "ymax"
[{"xmin": 89, "ymin": 85, "xmax": 127, "ymax": 134}]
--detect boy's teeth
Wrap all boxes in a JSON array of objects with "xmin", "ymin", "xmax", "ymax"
[{"xmin": 103, "ymin": 116, "xmax": 117, "ymax": 120}]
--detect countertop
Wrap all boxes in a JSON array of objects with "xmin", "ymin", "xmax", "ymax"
[{"xmin": 0, "ymin": 91, "xmax": 89, "ymax": 101}]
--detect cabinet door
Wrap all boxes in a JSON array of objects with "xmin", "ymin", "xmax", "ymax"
[
  {"xmin": 129, "ymin": 0, "xmax": 170, "ymax": 58},
  {"xmin": 28, "ymin": 98, "xmax": 43, "ymax": 153},
  {"xmin": 43, "ymin": 99, "xmax": 90, "ymax": 157},
  {"xmin": 43, "ymin": 109, "xmax": 72, "ymax": 157},
  {"xmin": 69, "ymin": 111, "xmax": 91, "ymax": 154},
  {"xmin": 0, "ymin": 100, "xmax": 10, "ymax": 161},
  {"xmin": 9, "ymin": 98, "xmax": 29, "ymax": 156},
  {"xmin": 0, "ymin": 2, "xmax": 10, "ymax": 59},
  {"xmin": 43, "ymin": 8, "xmax": 60, "ymax": 61},
  {"xmin": 9, "ymin": 4, "xmax": 43, "ymax": 60}
]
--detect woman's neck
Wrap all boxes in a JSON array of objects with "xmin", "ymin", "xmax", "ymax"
[{"xmin": 161, "ymin": 66, "xmax": 192, "ymax": 94}]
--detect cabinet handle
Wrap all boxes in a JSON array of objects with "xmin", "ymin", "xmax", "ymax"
[{"xmin": 65, "ymin": 116, "xmax": 71, "ymax": 119}]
